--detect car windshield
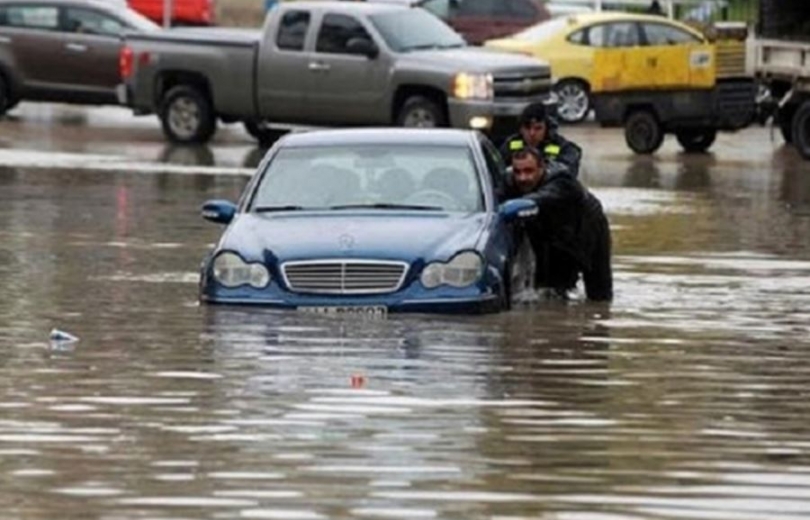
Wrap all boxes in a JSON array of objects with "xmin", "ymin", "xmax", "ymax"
[
  {"xmin": 251, "ymin": 144, "xmax": 484, "ymax": 213},
  {"xmin": 512, "ymin": 18, "xmax": 568, "ymax": 41},
  {"xmin": 369, "ymin": 9, "xmax": 466, "ymax": 52}
]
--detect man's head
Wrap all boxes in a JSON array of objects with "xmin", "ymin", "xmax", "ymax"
[
  {"xmin": 510, "ymin": 147, "xmax": 545, "ymax": 195},
  {"xmin": 519, "ymin": 102, "xmax": 548, "ymax": 147}
]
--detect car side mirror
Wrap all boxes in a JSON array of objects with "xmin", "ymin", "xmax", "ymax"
[
  {"xmin": 201, "ymin": 199, "xmax": 237, "ymax": 224},
  {"xmin": 346, "ymin": 37, "xmax": 378, "ymax": 59},
  {"xmin": 499, "ymin": 198, "xmax": 538, "ymax": 222}
]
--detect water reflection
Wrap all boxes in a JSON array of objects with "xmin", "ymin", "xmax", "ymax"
[
  {"xmin": 158, "ymin": 145, "xmax": 215, "ymax": 167},
  {"xmin": 243, "ymin": 146, "xmax": 270, "ymax": 170}
]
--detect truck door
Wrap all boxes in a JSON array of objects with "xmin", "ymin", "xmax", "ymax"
[
  {"xmin": 256, "ymin": 9, "xmax": 311, "ymax": 122},
  {"xmin": 0, "ymin": 5, "xmax": 64, "ymax": 91},
  {"xmin": 59, "ymin": 6, "xmax": 125, "ymax": 97},
  {"xmin": 304, "ymin": 12, "xmax": 388, "ymax": 125},
  {"xmin": 639, "ymin": 22, "xmax": 713, "ymax": 90},
  {"xmin": 590, "ymin": 22, "xmax": 647, "ymax": 93}
]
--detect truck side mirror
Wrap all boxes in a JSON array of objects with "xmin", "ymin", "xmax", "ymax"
[{"xmin": 346, "ymin": 37, "xmax": 378, "ymax": 59}]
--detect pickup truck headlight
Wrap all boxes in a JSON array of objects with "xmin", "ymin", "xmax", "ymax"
[
  {"xmin": 420, "ymin": 252, "xmax": 483, "ymax": 289},
  {"xmin": 453, "ymin": 73, "xmax": 494, "ymax": 101},
  {"xmin": 212, "ymin": 252, "xmax": 270, "ymax": 288}
]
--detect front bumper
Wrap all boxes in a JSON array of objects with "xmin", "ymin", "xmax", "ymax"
[{"xmin": 448, "ymin": 93, "xmax": 558, "ymax": 141}]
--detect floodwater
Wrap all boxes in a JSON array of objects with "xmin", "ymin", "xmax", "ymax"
[{"xmin": 1, "ymin": 105, "xmax": 810, "ymax": 519}]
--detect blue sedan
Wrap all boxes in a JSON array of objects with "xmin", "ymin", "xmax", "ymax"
[{"xmin": 199, "ymin": 128, "xmax": 537, "ymax": 314}]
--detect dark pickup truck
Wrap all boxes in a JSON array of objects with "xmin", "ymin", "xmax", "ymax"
[{"xmin": 118, "ymin": 1, "xmax": 554, "ymax": 144}]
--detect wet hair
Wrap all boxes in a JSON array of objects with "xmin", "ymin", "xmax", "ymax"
[
  {"xmin": 511, "ymin": 146, "xmax": 544, "ymax": 166},
  {"xmin": 519, "ymin": 102, "xmax": 548, "ymax": 126}
]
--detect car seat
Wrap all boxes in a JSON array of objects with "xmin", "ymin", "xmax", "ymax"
[
  {"xmin": 420, "ymin": 167, "xmax": 470, "ymax": 206},
  {"xmin": 375, "ymin": 167, "xmax": 416, "ymax": 202}
]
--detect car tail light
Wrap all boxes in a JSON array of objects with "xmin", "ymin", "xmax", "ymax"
[{"xmin": 120, "ymin": 46, "xmax": 133, "ymax": 80}]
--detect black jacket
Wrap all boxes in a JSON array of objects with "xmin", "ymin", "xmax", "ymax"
[
  {"xmin": 499, "ymin": 128, "xmax": 583, "ymax": 178},
  {"xmin": 505, "ymin": 171, "xmax": 612, "ymax": 301}
]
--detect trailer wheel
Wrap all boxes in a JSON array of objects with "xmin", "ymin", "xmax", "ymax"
[
  {"xmin": 244, "ymin": 121, "xmax": 288, "ymax": 146},
  {"xmin": 625, "ymin": 109, "xmax": 664, "ymax": 155},
  {"xmin": 676, "ymin": 129, "xmax": 716, "ymax": 153},
  {"xmin": 791, "ymin": 101, "xmax": 810, "ymax": 160},
  {"xmin": 160, "ymin": 85, "xmax": 216, "ymax": 144}
]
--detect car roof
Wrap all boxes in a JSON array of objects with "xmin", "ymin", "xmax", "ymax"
[
  {"xmin": 565, "ymin": 11, "xmax": 699, "ymax": 27},
  {"xmin": 279, "ymin": 128, "xmax": 477, "ymax": 148},
  {"xmin": 281, "ymin": 0, "xmax": 409, "ymax": 14},
  {"xmin": 0, "ymin": 0, "xmax": 128, "ymax": 10}
]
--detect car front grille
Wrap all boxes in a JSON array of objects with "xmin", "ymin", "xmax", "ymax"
[
  {"xmin": 282, "ymin": 260, "xmax": 408, "ymax": 295},
  {"xmin": 493, "ymin": 69, "xmax": 553, "ymax": 100}
]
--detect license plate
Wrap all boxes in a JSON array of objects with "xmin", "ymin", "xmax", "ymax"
[{"xmin": 298, "ymin": 306, "xmax": 388, "ymax": 318}]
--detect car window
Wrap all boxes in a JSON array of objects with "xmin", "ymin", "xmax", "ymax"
[
  {"xmin": 370, "ymin": 9, "xmax": 464, "ymax": 52},
  {"xmin": 251, "ymin": 145, "xmax": 484, "ymax": 213},
  {"xmin": 480, "ymin": 138, "xmax": 507, "ymax": 200},
  {"xmin": 642, "ymin": 22, "xmax": 702, "ymax": 45},
  {"xmin": 315, "ymin": 13, "xmax": 372, "ymax": 55},
  {"xmin": 588, "ymin": 22, "xmax": 640, "ymax": 48},
  {"xmin": 456, "ymin": 0, "xmax": 501, "ymax": 16},
  {"xmin": 420, "ymin": 0, "xmax": 451, "ymax": 19},
  {"xmin": 276, "ymin": 10, "xmax": 310, "ymax": 51},
  {"xmin": 64, "ymin": 8, "xmax": 124, "ymax": 36},
  {"xmin": 1, "ymin": 5, "xmax": 58, "ymax": 30},
  {"xmin": 509, "ymin": 0, "xmax": 537, "ymax": 19},
  {"xmin": 567, "ymin": 28, "xmax": 585, "ymax": 44}
]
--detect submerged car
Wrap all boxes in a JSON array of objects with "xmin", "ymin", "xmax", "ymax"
[{"xmin": 199, "ymin": 128, "xmax": 538, "ymax": 314}]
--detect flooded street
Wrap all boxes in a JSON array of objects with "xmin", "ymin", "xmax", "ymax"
[{"xmin": 2, "ymin": 104, "xmax": 810, "ymax": 519}]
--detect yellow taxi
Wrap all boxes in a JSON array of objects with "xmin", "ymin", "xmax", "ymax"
[{"xmin": 485, "ymin": 12, "xmax": 714, "ymax": 123}]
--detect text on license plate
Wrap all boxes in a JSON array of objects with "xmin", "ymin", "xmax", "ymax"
[{"xmin": 298, "ymin": 306, "xmax": 388, "ymax": 317}]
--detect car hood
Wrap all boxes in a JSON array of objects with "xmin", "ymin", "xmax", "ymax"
[
  {"xmin": 405, "ymin": 47, "xmax": 550, "ymax": 74},
  {"xmin": 221, "ymin": 212, "xmax": 489, "ymax": 263}
]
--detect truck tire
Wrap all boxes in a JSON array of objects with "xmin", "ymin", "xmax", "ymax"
[
  {"xmin": 554, "ymin": 79, "xmax": 590, "ymax": 124},
  {"xmin": 779, "ymin": 106, "xmax": 795, "ymax": 144},
  {"xmin": 396, "ymin": 95, "xmax": 447, "ymax": 128},
  {"xmin": 791, "ymin": 101, "xmax": 810, "ymax": 160},
  {"xmin": 0, "ymin": 74, "xmax": 10, "ymax": 117},
  {"xmin": 625, "ymin": 109, "xmax": 664, "ymax": 155},
  {"xmin": 676, "ymin": 129, "xmax": 716, "ymax": 153},
  {"xmin": 243, "ymin": 121, "xmax": 288, "ymax": 146},
  {"xmin": 160, "ymin": 85, "xmax": 216, "ymax": 144}
]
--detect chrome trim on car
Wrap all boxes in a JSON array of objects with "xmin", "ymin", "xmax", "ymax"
[{"xmin": 281, "ymin": 259, "xmax": 409, "ymax": 295}]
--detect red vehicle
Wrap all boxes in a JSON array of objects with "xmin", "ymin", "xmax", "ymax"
[
  {"xmin": 417, "ymin": 0, "xmax": 551, "ymax": 45},
  {"xmin": 127, "ymin": 0, "xmax": 214, "ymax": 26}
]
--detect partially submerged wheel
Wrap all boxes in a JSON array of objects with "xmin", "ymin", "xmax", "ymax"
[
  {"xmin": 160, "ymin": 85, "xmax": 217, "ymax": 144},
  {"xmin": 554, "ymin": 79, "xmax": 591, "ymax": 124},
  {"xmin": 676, "ymin": 129, "xmax": 717, "ymax": 153},
  {"xmin": 244, "ymin": 120, "xmax": 288, "ymax": 146},
  {"xmin": 791, "ymin": 101, "xmax": 810, "ymax": 160},
  {"xmin": 625, "ymin": 109, "xmax": 664, "ymax": 155},
  {"xmin": 396, "ymin": 95, "xmax": 447, "ymax": 128}
]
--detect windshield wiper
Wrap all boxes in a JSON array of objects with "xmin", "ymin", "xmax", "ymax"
[
  {"xmin": 253, "ymin": 205, "xmax": 306, "ymax": 213},
  {"xmin": 329, "ymin": 203, "xmax": 443, "ymax": 211}
]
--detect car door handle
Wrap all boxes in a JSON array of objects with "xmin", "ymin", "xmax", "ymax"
[
  {"xmin": 308, "ymin": 62, "xmax": 330, "ymax": 72},
  {"xmin": 65, "ymin": 43, "xmax": 88, "ymax": 52}
]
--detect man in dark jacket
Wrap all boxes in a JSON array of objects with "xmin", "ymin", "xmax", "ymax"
[
  {"xmin": 499, "ymin": 102, "xmax": 583, "ymax": 178},
  {"xmin": 506, "ymin": 146, "xmax": 612, "ymax": 301}
]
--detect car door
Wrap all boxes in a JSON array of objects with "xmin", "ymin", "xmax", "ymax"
[
  {"xmin": 0, "ymin": 4, "xmax": 64, "ymax": 91},
  {"xmin": 590, "ymin": 21, "xmax": 647, "ymax": 92},
  {"xmin": 256, "ymin": 8, "xmax": 311, "ymax": 122},
  {"xmin": 305, "ymin": 12, "xmax": 388, "ymax": 125},
  {"xmin": 60, "ymin": 6, "xmax": 126, "ymax": 95},
  {"xmin": 640, "ymin": 21, "xmax": 713, "ymax": 89}
]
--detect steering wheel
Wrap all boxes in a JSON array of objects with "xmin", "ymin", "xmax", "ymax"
[{"xmin": 403, "ymin": 189, "xmax": 459, "ymax": 209}]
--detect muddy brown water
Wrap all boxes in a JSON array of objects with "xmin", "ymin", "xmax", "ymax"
[{"xmin": 1, "ymin": 107, "xmax": 810, "ymax": 519}]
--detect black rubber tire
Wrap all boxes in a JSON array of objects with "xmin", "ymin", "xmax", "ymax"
[
  {"xmin": 0, "ymin": 74, "xmax": 10, "ymax": 117},
  {"xmin": 395, "ymin": 95, "xmax": 447, "ymax": 128},
  {"xmin": 243, "ymin": 121, "xmax": 288, "ymax": 146},
  {"xmin": 625, "ymin": 110, "xmax": 664, "ymax": 155},
  {"xmin": 582, "ymin": 213, "xmax": 613, "ymax": 302},
  {"xmin": 553, "ymin": 78, "xmax": 591, "ymax": 124},
  {"xmin": 159, "ymin": 85, "xmax": 216, "ymax": 144},
  {"xmin": 779, "ymin": 106, "xmax": 795, "ymax": 144},
  {"xmin": 791, "ymin": 101, "xmax": 810, "ymax": 160},
  {"xmin": 675, "ymin": 129, "xmax": 717, "ymax": 153}
]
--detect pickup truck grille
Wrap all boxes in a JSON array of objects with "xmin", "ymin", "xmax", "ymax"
[
  {"xmin": 493, "ymin": 70, "xmax": 552, "ymax": 99},
  {"xmin": 282, "ymin": 260, "xmax": 408, "ymax": 295}
]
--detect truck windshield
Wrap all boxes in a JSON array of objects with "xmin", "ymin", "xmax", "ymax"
[{"xmin": 369, "ymin": 9, "xmax": 466, "ymax": 52}]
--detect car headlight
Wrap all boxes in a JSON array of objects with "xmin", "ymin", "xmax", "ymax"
[
  {"xmin": 420, "ymin": 252, "xmax": 483, "ymax": 289},
  {"xmin": 453, "ymin": 73, "xmax": 493, "ymax": 100},
  {"xmin": 212, "ymin": 252, "xmax": 270, "ymax": 288}
]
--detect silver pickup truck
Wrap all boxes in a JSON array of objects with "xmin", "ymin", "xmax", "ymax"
[{"xmin": 119, "ymin": 1, "xmax": 554, "ymax": 144}]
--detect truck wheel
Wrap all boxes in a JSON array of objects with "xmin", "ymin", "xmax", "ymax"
[
  {"xmin": 676, "ymin": 129, "xmax": 716, "ymax": 153},
  {"xmin": 160, "ymin": 85, "xmax": 216, "ymax": 144},
  {"xmin": 396, "ymin": 95, "xmax": 447, "ymax": 128},
  {"xmin": 554, "ymin": 79, "xmax": 590, "ymax": 124},
  {"xmin": 779, "ymin": 106, "xmax": 796, "ymax": 144},
  {"xmin": 625, "ymin": 110, "xmax": 664, "ymax": 155},
  {"xmin": 243, "ymin": 121, "xmax": 288, "ymax": 146},
  {"xmin": 0, "ymin": 74, "xmax": 10, "ymax": 117},
  {"xmin": 791, "ymin": 101, "xmax": 810, "ymax": 160}
]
